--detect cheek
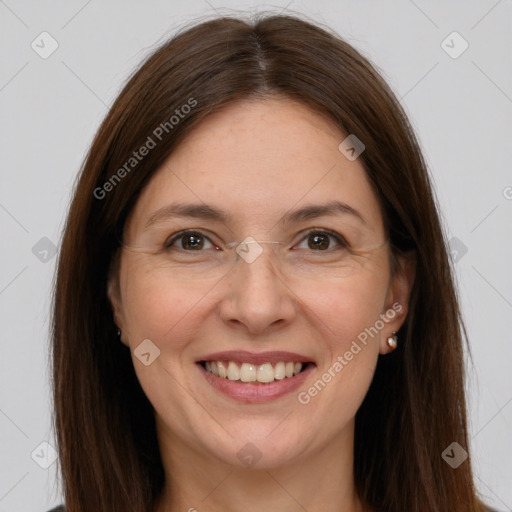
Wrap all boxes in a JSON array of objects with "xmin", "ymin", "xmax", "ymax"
[
  {"xmin": 119, "ymin": 265, "xmax": 203, "ymax": 412},
  {"xmin": 296, "ymin": 279, "xmax": 385, "ymax": 420},
  {"xmin": 303, "ymin": 268, "xmax": 389, "ymax": 341},
  {"xmin": 119, "ymin": 262, "xmax": 203, "ymax": 343}
]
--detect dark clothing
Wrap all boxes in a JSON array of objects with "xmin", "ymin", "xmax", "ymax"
[{"xmin": 47, "ymin": 505, "xmax": 501, "ymax": 511}]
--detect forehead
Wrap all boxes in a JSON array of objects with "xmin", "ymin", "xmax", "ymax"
[{"xmin": 126, "ymin": 96, "xmax": 385, "ymax": 237}]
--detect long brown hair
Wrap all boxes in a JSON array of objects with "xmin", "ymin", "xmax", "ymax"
[{"xmin": 52, "ymin": 12, "xmax": 488, "ymax": 512}]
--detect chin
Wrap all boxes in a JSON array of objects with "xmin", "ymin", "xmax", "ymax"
[{"xmin": 202, "ymin": 424, "xmax": 308, "ymax": 469}]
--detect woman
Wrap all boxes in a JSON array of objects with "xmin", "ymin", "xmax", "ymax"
[{"xmin": 49, "ymin": 12, "xmax": 498, "ymax": 512}]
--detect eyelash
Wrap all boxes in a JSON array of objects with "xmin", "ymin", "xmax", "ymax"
[{"xmin": 164, "ymin": 228, "xmax": 349, "ymax": 252}]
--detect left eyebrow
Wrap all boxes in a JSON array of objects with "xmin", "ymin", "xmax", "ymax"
[
  {"xmin": 144, "ymin": 199, "xmax": 368, "ymax": 229},
  {"xmin": 279, "ymin": 200, "xmax": 368, "ymax": 227}
]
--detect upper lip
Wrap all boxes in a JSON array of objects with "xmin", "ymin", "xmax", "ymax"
[{"xmin": 197, "ymin": 350, "xmax": 315, "ymax": 366}]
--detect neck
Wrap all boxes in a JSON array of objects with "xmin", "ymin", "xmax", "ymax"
[{"xmin": 154, "ymin": 419, "xmax": 367, "ymax": 512}]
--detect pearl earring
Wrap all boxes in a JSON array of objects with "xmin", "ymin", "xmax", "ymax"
[{"xmin": 386, "ymin": 331, "xmax": 398, "ymax": 350}]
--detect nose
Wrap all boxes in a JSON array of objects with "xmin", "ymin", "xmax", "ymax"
[{"xmin": 218, "ymin": 242, "xmax": 296, "ymax": 335}]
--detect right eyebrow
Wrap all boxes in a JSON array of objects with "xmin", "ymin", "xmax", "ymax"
[{"xmin": 145, "ymin": 203, "xmax": 232, "ymax": 229}]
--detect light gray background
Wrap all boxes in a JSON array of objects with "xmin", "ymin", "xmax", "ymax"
[{"xmin": 1, "ymin": 1, "xmax": 511, "ymax": 511}]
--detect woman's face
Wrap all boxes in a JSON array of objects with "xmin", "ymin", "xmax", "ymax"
[{"xmin": 109, "ymin": 96, "xmax": 413, "ymax": 469}]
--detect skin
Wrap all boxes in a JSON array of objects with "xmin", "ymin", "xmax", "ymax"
[{"xmin": 109, "ymin": 95, "xmax": 415, "ymax": 512}]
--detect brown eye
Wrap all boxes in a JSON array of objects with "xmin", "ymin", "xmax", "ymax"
[
  {"xmin": 308, "ymin": 233, "xmax": 330, "ymax": 250},
  {"xmin": 297, "ymin": 230, "xmax": 348, "ymax": 251},
  {"xmin": 182, "ymin": 233, "xmax": 204, "ymax": 250},
  {"xmin": 165, "ymin": 231, "xmax": 215, "ymax": 251}
]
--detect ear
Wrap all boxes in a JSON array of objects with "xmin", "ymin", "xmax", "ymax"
[
  {"xmin": 107, "ymin": 252, "xmax": 129, "ymax": 347},
  {"xmin": 379, "ymin": 250, "xmax": 416, "ymax": 355}
]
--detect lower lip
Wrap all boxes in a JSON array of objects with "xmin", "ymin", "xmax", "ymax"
[{"xmin": 197, "ymin": 363, "xmax": 315, "ymax": 403}]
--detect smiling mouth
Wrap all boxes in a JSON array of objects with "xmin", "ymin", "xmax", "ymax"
[{"xmin": 198, "ymin": 360, "xmax": 314, "ymax": 384}]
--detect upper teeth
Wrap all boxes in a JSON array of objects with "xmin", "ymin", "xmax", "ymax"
[{"xmin": 205, "ymin": 361, "xmax": 304, "ymax": 383}]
